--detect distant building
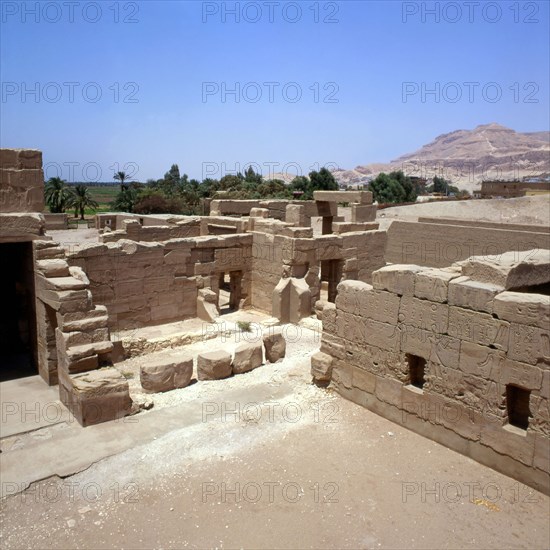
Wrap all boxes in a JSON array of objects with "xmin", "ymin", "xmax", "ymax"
[{"xmin": 478, "ymin": 180, "xmax": 550, "ymax": 199}]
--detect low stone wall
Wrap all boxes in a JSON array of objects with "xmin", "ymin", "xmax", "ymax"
[
  {"xmin": 316, "ymin": 249, "xmax": 550, "ymax": 494},
  {"xmin": 67, "ymin": 234, "xmax": 253, "ymax": 330},
  {"xmin": 100, "ymin": 218, "xmax": 201, "ymax": 243},
  {"xmin": 386, "ymin": 219, "xmax": 550, "ymax": 267},
  {"xmin": 44, "ymin": 213, "xmax": 68, "ymax": 230}
]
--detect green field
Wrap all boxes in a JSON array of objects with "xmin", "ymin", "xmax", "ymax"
[{"xmin": 87, "ymin": 186, "xmax": 119, "ymax": 212}]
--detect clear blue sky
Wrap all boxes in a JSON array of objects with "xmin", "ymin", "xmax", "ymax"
[{"xmin": 1, "ymin": 1, "xmax": 548, "ymax": 182}]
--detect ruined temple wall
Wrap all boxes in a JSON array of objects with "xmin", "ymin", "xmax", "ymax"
[
  {"xmin": 318, "ymin": 251, "xmax": 550, "ymax": 494},
  {"xmin": 100, "ymin": 218, "xmax": 201, "ymax": 243},
  {"xmin": 249, "ymin": 228, "xmax": 387, "ymax": 314},
  {"xmin": 66, "ymin": 234, "xmax": 253, "ymax": 330},
  {"xmin": 386, "ymin": 220, "xmax": 550, "ymax": 267}
]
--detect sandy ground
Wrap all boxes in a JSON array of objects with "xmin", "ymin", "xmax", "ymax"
[{"xmin": 1, "ymin": 325, "xmax": 549, "ymax": 550}]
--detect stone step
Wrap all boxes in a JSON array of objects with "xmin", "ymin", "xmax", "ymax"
[
  {"xmin": 66, "ymin": 340, "xmax": 114, "ymax": 362},
  {"xmin": 35, "ymin": 247, "xmax": 66, "ymax": 260},
  {"xmin": 35, "ymin": 259, "xmax": 70, "ymax": 277},
  {"xmin": 61, "ymin": 315, "xmax": 109, "ymax": 332},
  {"xmin": 40, "ymin": 276, "xmax": 88, "ymax": 291}
]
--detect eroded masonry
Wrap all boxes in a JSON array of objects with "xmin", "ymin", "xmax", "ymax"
[{"xmin": 1, "ymin": 148, "xmax": 549, "ymax": 494}]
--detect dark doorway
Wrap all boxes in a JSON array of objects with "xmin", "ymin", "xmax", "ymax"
[
  {"xmin": 0, "ymin": 242, "xmax": 37, "ymax": 381},
  {"xmin": 218, "ymin": 271, "xmax": 243, "ymax": 314},
  {"xmin": 320, "ymin": 260, "xmax": 343, "ymax": 303}
]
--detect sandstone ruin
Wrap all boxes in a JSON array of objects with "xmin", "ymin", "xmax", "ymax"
[{"xmin": 0, "ymin": 148, "xmax": 548, "ymax": 496}]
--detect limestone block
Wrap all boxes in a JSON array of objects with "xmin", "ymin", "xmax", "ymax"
[
  {"xmin": 263, "ymin": 329, "xmax": 286, "ymax": 362},
  {"xmin": 364, "ymin": 318, "xmax": 401, "ymax": 353},
  {"xmin": 429, "ymin": 334, "xmax": 460, "ymax": 370},
  {"xmin": 332, "ymin": 222, "xmax": 379, "ymax": 234},
  {"xmin": 414, "ymin": 267, "xmax": 461, "ymax": 303},
  {"xmin": 289, "ymin": 277, "xmax": 311, "ymax": 323},
  {"xmin": 314, "ymin": 300, "xmax": 328, "ymax": 320},
  {"xmin": 448, "ymin": 276, "xmax": 503, "ymax": 314},
  {"xmin": 493, "ymin": 291, "xmax": 550, "ymax": 330},
  {"xmin": 58, "ymin": 367, "xmax": 132, "ymax": 427},
  {"xmin": 232, "ymin": 342, "xmax": 263, "ymax": 374},
  {"xmin": 458, "ymin": 341, "xmax": 503, "ymax": 381},
  {"xmin": 448, "ymin": 306, "xmax": 510, "ymax": 351},
  {"xmin": 372, "ymin": 265, "xmax": 424, "ymax": 296},
  {"xmin": 285, "ymin": 204, "xmax": 307, "ymax": 226},
  {"xmin": 250, "ymin": 207, "xmax": 269, "ymax": 218},
  {"xmin": 311, "ymin": 351, "xmax": 333, "ymax": 384},
  {"xmin": 322, "ymin": 302, "xmax": 337, "ymax": 334},
  {"xmin": 375, "ymin": 377, "xmax": 403, "ymax": 408},
  {"xmin": 336, "ymin": 280, "xmax": 401, "ymax": 325},
  {"xmin": 313, "ymin": 190, "xmax": 372, "ymax": 204},
  {"xmin": 461, "ymin": 249, "xmax": 550, "ymax": 289},
  {"xmin": 36, "ymin": 259, "xmax": 70, "ymax": 278},
  {"xmin": 351, "ymin": 204, "xmax": 377, "ymax": 223},
  {"xmin": 533, "ymin": 434, "xmax": 550, "ymax": 473},
  {"xmin": 197, "ymin": 350, "xmax": 232, "ymax": 380},
  {"xmin": 499, "ymin": 357, "xmax": 543, "ymax": 391},
  {"xmin": 141, "ymin": 355, "xmax": 193, "ymax": 392},
  {"xmin": 0, "ymin": 212, "xmax": 45, "ymax": 238},
  {"xmin": 508, "ymin": 323, "xmax": 550, "ymax": 365},
  {"xmin": 197, "ymin": 288, "xmax": 219, "ymax": 322},
  {"xmin": 399, "ymin": 295, "xmax": 449, "ymax": 333},
  {"xmin": 480, "ymin": 422, "xmax": 536, "ymax": 466},
  {"xmin": 400, "ymin": 325, "xmax": 432, "ymax": 359},
  {"xmin": 352, "ymin": 367, "xmax": 376, "ymax": 393}
]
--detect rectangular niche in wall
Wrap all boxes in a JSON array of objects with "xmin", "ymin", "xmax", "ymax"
[
  {"xmin": 406, "ymin": 354, "xmax": 426, "ymax": 390},
  {"xmin": 506, "ymin": 384, "xmax": 531, "ymax": 430}
]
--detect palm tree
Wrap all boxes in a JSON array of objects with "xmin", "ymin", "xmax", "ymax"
[
  {"xmin": 44, "ymin": 177, "xmax": 72, "ymax": 213},
  {"xmin": 67, "ymin": 184, "xmax": 99, "ymax": 220},
  {"xmin": 114, "ymin": 171, "xmax": 128, "ymax": 191}
]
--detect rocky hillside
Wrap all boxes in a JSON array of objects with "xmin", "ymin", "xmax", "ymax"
[{"xmin": 333, "ymin": 123, "xmax": 550, "ymax": 192}]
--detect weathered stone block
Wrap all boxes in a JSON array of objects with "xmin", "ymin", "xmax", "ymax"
[
  {"xmin": 232, "ymin": 342, "xmax": 263, "ymax": 374},
  {"xmin": 372, "ymin": 265, "xmax": 424, "ymax": 296},
  {"xmin": 141, "ymin": 355, "xmax": 193, "ymax": 392},
  {"xmin": 448, "ymin": 276, "xmax": 503, "ymax": 314},
  {"xmin": 448, "ymin": 306, "xmax": 510, "ymax": 351},
  {"xmin": 197, "ymin": 350, "xmax": 232, "ymax": 380},
  {"xmin": 461, "ymin": 249, "xmax": 550, "ymax": 289},
  {"xmin": 493, "ymin": 291, "xmax": 550, "ymax": 330},
  {"xmin": 399, "ymin": 295, "xmax": 449, "ymax": 333},
  {"xmin": 508, "ymin": 323, "xmax": 550, "ymax": 366},
  {"xmin": 263, "ymin": 329, "xmax": 286, "ymax": 362},
  {"xmin": 58, "ymin": 367, "xmax": 132, "ymax": 427},
  {"xmin": 311, "ymin": 351, "xmax": 333, "ymax": 384}
]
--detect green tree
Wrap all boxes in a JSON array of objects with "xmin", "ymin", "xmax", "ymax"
[
  {"xmin": 113, "ymin": 187, "xmax": 139, "ymax": 213},
  {"xmin": 388, "ymin": 170, "xmax": 418, "ymax": 202},
  {"xmin": 44, "ymin": 177, "xmax": 72, "ymax": 213},
  {"xmin": 309, "ymin": 167, "xmax": 339, "ymax": 192},
  {"xmin": 289, "ymin": 175, "xmax": 312, "ymax": 199},
  {"xmin": 68, "ymin": 184, "xmax": 99, "ymax": 219},
  {"xmin": 114, "ymin": 171, "xmax": 128, "ymax": 191},
  {"xmin": 244, "ymin": 166, "xmax": 263, "ymax": 184},
  {"xmin": 369, "ymin": 173, "xmax": 407, "ymax": 204}
]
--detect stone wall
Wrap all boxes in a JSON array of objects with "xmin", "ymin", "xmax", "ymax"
[
  {"xmin": 100, "ymin": 218, "xmax": 201, "ymax": 243},
  {"xmin": 315, "ymin": 249, "xmax": 550, "ymax": 494},
  {"xmin": 43, "ymin": 213, "xmax": 68, "ymax": 230},
  {"xmin": 66, "ymin": 234, "xmax": 253, "ymax": 330},
  {"xmin": 386, "ymin": 219, "xmax": 550, "ymax": 267},
  {"xmin": 0, "ymin": 149, "xmax": 44, "ymax": 213},
  {"xmin": 250, "ymin": 224, "xmax": 387, "ymax": 315}
]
